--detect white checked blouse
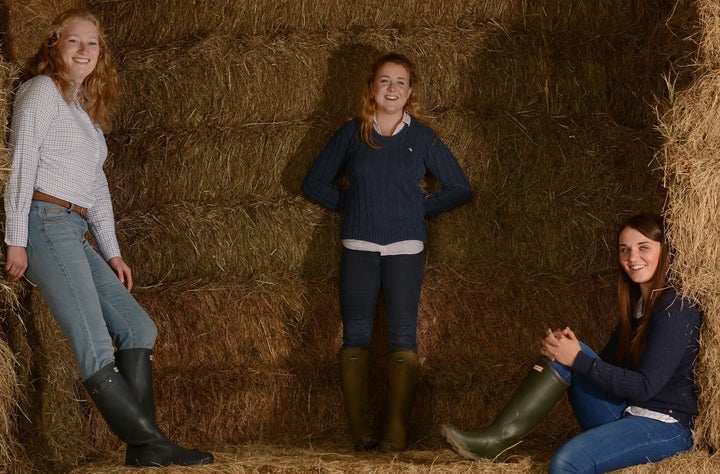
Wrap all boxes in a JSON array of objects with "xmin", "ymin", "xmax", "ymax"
[{"xmin": 4, "ymin": 75, "xmax": 121, "ymax": 260}]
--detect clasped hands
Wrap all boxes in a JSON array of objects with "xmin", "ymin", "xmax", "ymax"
[{"xmin": 540, "ymin": 327, "xmax": 581, "ymax": 367}]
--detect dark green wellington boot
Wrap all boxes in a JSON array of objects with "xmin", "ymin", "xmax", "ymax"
[
  {"xmin": 442, "ymin": 357, "xmax": 569, "ymax": 460},
  {"xmin": 378, "ymin": 350, "xmax": 420, "ymax": 452},
  {"xmin": 339, "ymin": 347, "xmax": 379, "ymax": 451}
]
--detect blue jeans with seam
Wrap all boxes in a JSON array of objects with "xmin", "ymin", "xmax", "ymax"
[
  {"xmin": 548, "ymin": 343, "xmax": 693, "ymax": 473},
  {"xmin": 25, "ymin": 201, "xmax": 157, "ymax": 380},
  {"xmin": 338, "ymin": 247, "xmax": 424, "ymax": 351}
]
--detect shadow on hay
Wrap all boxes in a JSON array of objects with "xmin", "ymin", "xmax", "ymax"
[
  {"xmin": 281, "ymin": 41, "xmax": 382, "ymax": 284},
  {"xmin": 0, "ymin": 3, "xmax": 9, "ymax": 63},
  {"xmin": 281, "ymin": 42, "xmax": 379, "ymax": 200}
]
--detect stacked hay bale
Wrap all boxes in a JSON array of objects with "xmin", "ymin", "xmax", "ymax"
[
  {"xmin": 659, "ymin": 0, "xmax": 720, "ymax": 453},
  {"xmin": 0, "ymin": 58, "xmax": 29, "ymax": 474},
  {"xmin": 0, "ymin": 16, "xmax": 37, "ymax": 468},
  {"xmin": 0, "ymin": 0, "xmax": 707, "ymax": 472}
]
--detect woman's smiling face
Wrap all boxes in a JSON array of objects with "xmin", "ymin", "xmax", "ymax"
[
  {"xmin": 618, "ymin": 226, "xmax": 662, "ymax": 296},
  {"xmin": 57, "ymin": 18, "xmax": 100, "ymax": 85},
  {"xmin": 371, "ymin": 62, "xmax": 413, "ymax": 117}
]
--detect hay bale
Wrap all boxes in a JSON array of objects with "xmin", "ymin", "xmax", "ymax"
[
  {"xmin": 657, "ymin": 1, "xmax": 720, "ymax": 449},
  {"xmin": 3, "ymin": 291, "xmax": 117, "ymax": 471},
  {"xmin": 0, "ymin": 58, "xmax": 21, "ymax": 320},
  {"xmin": 0, "ymin": 337, "xmax": 24, "ymax": 471},
  {"xmin": 5, "ymin": 0, "xmax": 83, "ymax": 64},
  {"xmin": 111, "ymin": 30, "xmax": 479, "ymax": 130},
  {"xmin": 3, "ymin": 266, "xmax": 615, "ymax": 455},
  {"xmin": 0, "ymin": 48, "xmax": 31, "ymax": 474},
  {"xmin": 107, "ymin": 110, "xmax": 664, "ymax": 288},
  {"xmin": 699, "ymin": 0, "xmax": 720, "ymax": 68},
  {"xmin": 92, "ymin": 0, "xmax": 522, "ymax": 47},
  {"xmin": 110, "ymin": 22, "xmax": 676, "ymax": 131},
  {"xmin": 114, "ymin": 199, "xmax": 341, "ymax": 285},
  {"xmin": 0, "ymin": 0, "xmax": 708, "ymax": 471},
  {"xmin": 430, "ymin": 112, "xmax": 665, "ymax": 275},
  {"xmin": 112, "ymin": 266, "xmax": 614, "ymax": 448}
]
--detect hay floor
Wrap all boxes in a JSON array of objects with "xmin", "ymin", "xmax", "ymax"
[
  {"xmin": 68, "ymin": 443, "xmax": 544, "ymax": 473},
  {"xmin": 66, "ymin": 442, "xmax": 720, "ymax": 474}
]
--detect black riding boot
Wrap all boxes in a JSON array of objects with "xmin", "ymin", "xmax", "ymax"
[
  {"xmin": 83, "ymin": 363, "xmax": 214, "ymax": 467},
  {"xmin": 115, "ymin": 348, "xmax": 156, "ymax": 418}
]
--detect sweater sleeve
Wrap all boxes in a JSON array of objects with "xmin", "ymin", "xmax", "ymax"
[
  {"xmin": 572, "ymin": 294, "xmax": 701, "ymax": 402},
  {"xmin": 598, "ymin": 323, "xmax": 621, "ymax": 362},
  {"xmin": 301, "ymin": 122, "xmax": 354, "ymax": 211},
  {"xmin": 423, "ymin": 136, "xmax": 473, "ymax": 217}
]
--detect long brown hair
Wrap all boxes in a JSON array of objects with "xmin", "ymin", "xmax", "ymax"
[
  {"xmin": 358, "ymin": 52, "xmax": 427, "ymax": 148},
  {"xmin": 614, "ymin": 213, "xmax": 671, "ymax": 367},
  {"xmin": 24, "ymin": 8, "xmax": 118, "ymax": 132}
]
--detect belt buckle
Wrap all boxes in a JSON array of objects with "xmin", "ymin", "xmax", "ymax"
[{"xmin": 69, "ymin": 202, "xmax": 86, "ymax": 218}]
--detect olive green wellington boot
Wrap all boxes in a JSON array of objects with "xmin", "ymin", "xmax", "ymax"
[
  {"xmin": 442, "ymin": 357, "xmax": 569, "ymax": 460},
  {"xmin": 378, "ymin": 350, "xmax": 420, "ymax": 452},
  {"xmin": 339, "ymin": 347, "xmax": 379, "ymax": 451}
]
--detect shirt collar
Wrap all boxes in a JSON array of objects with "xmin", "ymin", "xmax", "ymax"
[{"xmin": 373, "ymin": 111, "xmax": 412, "ymax": 136}]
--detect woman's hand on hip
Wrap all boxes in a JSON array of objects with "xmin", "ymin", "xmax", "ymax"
[
  {"xmin": 108, "ymin": 256, "xmax": 133, "ymax": 292},
  {"xmin": 4, "ymin": 245, "xmax": 28, "ymax": 282}
]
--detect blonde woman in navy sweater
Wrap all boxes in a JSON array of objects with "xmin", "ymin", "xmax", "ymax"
[
  {"xmin": 443, "ymin": 213, "xmax": 701, "ymax": 473},
  {"xmin": 302, "ymin": 52, "xmax": 472, "ymax": 452}
]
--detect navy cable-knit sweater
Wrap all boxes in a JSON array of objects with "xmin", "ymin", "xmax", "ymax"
[
  {"xmin": 572, "ymin": 290, "xmax": 702, "ymax": 427},
  {"xmin": 301, "ymin": 118, "xmax": 473, "ymax": 244}
]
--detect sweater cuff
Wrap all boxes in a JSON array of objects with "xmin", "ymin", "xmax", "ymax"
[
  {"xmin": 424, "ymin": 197, "xmax": 436, "ymax": 218},
  {"xmin": 572, "ymin": 350, "xmax": 597, "ymax": 375}
]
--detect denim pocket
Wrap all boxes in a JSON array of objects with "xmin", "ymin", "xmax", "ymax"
[{"xmin": 40, "ymin": 204, "xmax": 72, "ymax": 222}]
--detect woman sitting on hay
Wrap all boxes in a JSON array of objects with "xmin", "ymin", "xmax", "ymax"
[
  {"xmin": 443, "ymin": 213, "xmax": 701, "ymax": 473},
  {"xmin": 3, "ymin": 8, "xmax": 213, "ymax": 467},
  {"xmin": 302, "ymin": 52, "xmax": 473, "ymax": 452}
]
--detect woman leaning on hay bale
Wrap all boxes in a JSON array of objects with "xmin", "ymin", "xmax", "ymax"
[
  {"xmin": 302, "ymin": 52, "xmax": 473, "ymax": 452},
  {"xmin": 443, "ymin": 213, "xmax": 701, "ymax": 473},
  {"xmin": 3, "ymin": 8, "xmax": 213, "ymax": 467}
]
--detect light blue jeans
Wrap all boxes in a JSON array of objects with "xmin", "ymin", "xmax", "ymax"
[
  {"xmin": 548, "ymin": 343, "xmax": 693, "ymax": 473},
  {"xmin": 25, "ymin": 201, "xmax": 157, "ymax": 380}
]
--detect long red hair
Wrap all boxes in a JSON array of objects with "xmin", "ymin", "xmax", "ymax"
[{"xmin": 24, "ymin": 8, "xmax": 118, "ymax": 132}]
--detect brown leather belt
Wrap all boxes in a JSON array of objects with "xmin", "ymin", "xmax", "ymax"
[{"xmin": 32, "ymin": 191, "xmax": 88, "ymax": 218}]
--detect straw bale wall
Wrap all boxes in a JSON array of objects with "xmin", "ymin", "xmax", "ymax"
[
  {"xmin": 658, "ymin": 0, "xmax": 720, "ymax": 454},
  {"xmin": 0, "ymin": 41, "xmax": 30, "ymax": 472},
  {"xmin": 0, "ymin": 0, "xmax": 715, "ymax": 472}
]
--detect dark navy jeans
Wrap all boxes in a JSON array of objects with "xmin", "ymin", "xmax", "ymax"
[
  {"xmin": 338, "ymin": 247, "xmax": 424, "ymax": 351},
  {"xmin": 548, "ymin": 343, "xmax": 693, "ymax": 473}
]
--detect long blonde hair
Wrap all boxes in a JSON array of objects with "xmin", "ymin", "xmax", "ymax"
[
  {"xmin": 24, "ymin": 8, "xmax": 118, "ymax": 132},
  {"xmin": 358, "ymin": 52, "xmax": 428, "ymax": 148}
]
